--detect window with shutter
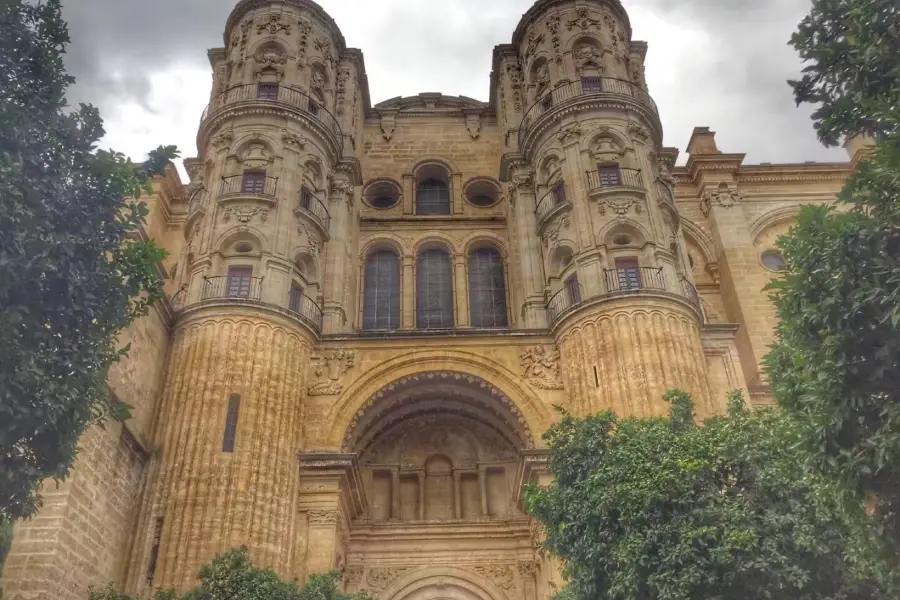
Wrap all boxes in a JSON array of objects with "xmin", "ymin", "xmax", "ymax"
[
  {"xmin": 468, "ymin": 248, "xmax": 508, "ymax": 328},
  {"xmin": 416, "ymin": 249, "xmax": 454, "ymax": 329},
  {"xmin": 552, "ymin": 180, "xmax": 567, "ymax": 204},
  {"xmin": 597, "ymin": 163, "xmax": 621, "ymax": 187},
  {"xmin": 241, "ymin": 171, "xmax": 267, "ymax": 194},
  {"xmin": 257, "ymin": 83, "xmax": 279, "ymax": 100},
  {"xmin": 581, "ymin": 76, "xmax": 603, "ymax": 93},
  {"xmin": 565, "ymin": 275, "xmax": 582, "ymax": 305},
  {"xmin": 362, "ymin": 250, "xmax": 401, "ymax": 330},
  {"xmin": 289, "ymin": 285, "xmax": 303, "ymax": 313},
  {"xmin": 226, "ymin": 266, "xmax": 253, "ymax": 297},
  {"xmin": 615, "ymin": 257, "xmax": 641, "ymax": 290}
]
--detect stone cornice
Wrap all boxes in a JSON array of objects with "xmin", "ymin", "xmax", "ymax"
[
  {"xmin": 369, "ymin": 93, "xmax": 491, "ymax": 119},
  {"xmin": 298, "ymin": 452, "xmax": 368, "ymax": 521},
  {"xmin": 511, "ymin": 0, "xmax": 633, "ymax": 50},
  {"xmin": 673, "ymin": 161, "xmax": 851, "ymax": 186},
  {"xmin": 226, "ymin": 0, "xmax": 347, "ymax": 51},
  {"xmin": 514, "ymin": 449, "xmax": 551, "ymax": 509}
]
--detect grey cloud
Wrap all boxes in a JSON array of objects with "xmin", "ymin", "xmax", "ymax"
[{"xmin": 60, "ymin": 0, "xmax": 844, "ymax": 164}]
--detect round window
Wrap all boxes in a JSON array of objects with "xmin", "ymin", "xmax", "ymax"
[
  {"xmin": 612, "ymin": 233, "xmax": 632, "ymax": 246},
  {"xmin": 760, "ymin": 249, "xmax": 786, "ymax": 272},
  {"xmin": 235, "ymin": 242, "xmax": 253, "ymax": 253},
  {"xmin": 469, "ymin": 194, "xmax": 497, "ymax": 207},
  {"xmin": 371, "ymin": 195, "xmax": 398, "ymax": 209}
]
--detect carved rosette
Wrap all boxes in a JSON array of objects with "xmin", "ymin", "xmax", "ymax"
[
  {"xmin": 567, "ymin": 7, "xmax": 600, "ymax": 30},
  {"xmin": 257, "ymin": 13, "xmax": 291, "ymax": 35},
  {"xmin": 701, "ymin": 185, "xmax": 742, "ymax": 217},
  {"xmin": 521, "ymin": 346, "xmax": 565, "ymax": 390}
]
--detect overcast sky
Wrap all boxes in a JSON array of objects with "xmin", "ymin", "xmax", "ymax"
[{"xmin": 61, "ymin": 0, "xmax": 848, "ymax": 177}]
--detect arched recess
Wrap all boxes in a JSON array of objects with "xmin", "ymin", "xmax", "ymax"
[
  {"xmin": 749, "ymin": 205, "xmax": 803, "ymax": 246},
  {"xmin": 680, "ymin": 219, "xmax": 717, "ymax": 264},
  {"xmin": 323, "ymin": 351, "xmax": 551, "ymax": 451},
  {"xmin": 379, "ymin": 566, "xmax": 510, "ymax": 600},
  {"xmin": 215, "ymin": 225, "xmax": 271, "ymax": 256}
]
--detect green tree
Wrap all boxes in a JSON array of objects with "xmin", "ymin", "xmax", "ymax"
[
  {"xmin": 525, "ymin": 391, "xmax": 894, "ymax": 600},
  {"xmin": 0, "ymin": 0, "xmax": 177, "ymax": 525},
  {"xmin": 88, "ymin": 548, "xmax": 372, "ymax": 600},
  {"xmin": 767, "ymin": 0, "xmax": 900, "ymax": 550}
]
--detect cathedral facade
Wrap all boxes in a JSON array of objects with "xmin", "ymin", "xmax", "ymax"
[{"xmin": 1, "ymin": 1, "xmax": 862, "ymax": 599}]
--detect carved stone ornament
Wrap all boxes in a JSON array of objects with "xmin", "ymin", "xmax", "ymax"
[
  {"xmin": 518, "ymin": 561, "xmax": 539, "ymax": 578},
  {"xmin": 311, "ymin": 69, "xmax": 326, "ymax": 91},
  {"xmin": 535, "ymin": 63, "xmax": 550, "ymax": 95},
  {"xmin": 590, "ymin": 133, "xmax": 625, "ymax": 160},
  {"xmin": 330, "ymin": 178, "xmax": 354, "ymax": 196},
  {"xmin": 523, "ymin": 28, "xmax": 545, "ymax": 61},
  {"xmin": 296, "ymin": 19, "xmax": 312, "ymax": 68},
  {"xmin": 521, "ymin": 346, "xmax": 564, "ymax": 390},
  {"xmin": 542, "ymin": 213, "xmax": 571, "ymax": 249},
  {"xmin": 701, "ymin": 185, "xmax": 742, "ymax": 216},
  {"xmin": 307, "ymin": 510, "xmax": 338, "ymax": 525},
  {"xmin": 236, "ymin": 143, "xmax": 273, "ymax": 169},
  {"xmin": 314, "ymin": 37, "xmax": 334, "ymax": 66},
  {"xmin": 343, "ymin": 565, "xmax": 363, "ymax": 584},
  {"xmin": 567, "ymin": 7, "xmax": 601, "ymax": 30},
  {"xmin": 282, "ymin": 130, "xmax": 306, "ymax": 151},
  {"xmin": 230, "ymin": 20, "xmax": 252, "ymax": 68},
  {"xmin": 472, "ymin": 565, "xmax": 515, "ymax": 591},
  {"xmin": 657, "ymin": 158, "xmax": 676, "ymax": 202},
  {"xmin": 466, "ymin": 112, "xmax": 482, "ymax": 140},
  {"xmin": 223, "ymin": 205, "xmax": 268, "ymax": 224},
  {"xmin": 546, "ymin": 13, "xmax": 562, "ymax": 63},
  {"xmin": 506, "ymin": 63, "xmax": 524, "ymax": 113},
  {"xmin": 706, "ymin": 262, "xmax": 721, "ymax": 284},
  {"xmin": 380, "ymin": 112, "xmax": 397, "ymax": 141},
  {"xmin": 575, "ymin": 44, "xmax": 604, "ymax": 74},
  {"xmin": 254, "ymin": 47, "xmax": 288, "ymax": 81},
  {"xmin": 366, "ymin": 567, "xmax": 412, "ymax": 590},
  {"xmin": 557, "ymin": 122, "xmax": 582, "ymax": 145},
  {"xmin": 512, "ymin": 172, "xmax": 534, "ymax": 190},
  {"xmin": 257, "ymin": 13, "xmax": 291, "ymax": 35},
  {"xmin": 598, "ymin": 197, "xmax": 642, "ymax": 216},
  {"xmin": 308, "ymin": 350, "xmax": 356, "ymax": 396},
  {"xmin": 211, "ymin": 131, "xmax": 233, "ymax": 149},
  {"xmin": 335, "ymin": 69, "xmax": 350, "ymax": 115},
  {"xmin": 297, "ymin": 223, "xmax": 323, "ymax": 256},
  {"xmin": 627, "ymin": 120, "xmax": 650, "ymax": 141}
]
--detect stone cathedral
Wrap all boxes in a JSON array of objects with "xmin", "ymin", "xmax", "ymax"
[{"xmin": 0, "ymin": 0, "xmax": 867, "ymax": 599}]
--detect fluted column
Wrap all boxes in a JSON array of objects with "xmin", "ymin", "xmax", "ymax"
[
  {"xmin": 510, "ymin": 168, "xmax": 548, "ymax": 327},
  {"xmin": 401, "ymin": 255, "xmax": 415, "ymax": 329},
  {"xmin": 323, "ymin": 175, "xmax": 354, "ymax": 333},
  {"xmin": 126, "ymin": 312, "xmax": 313, "ymax": 593}
]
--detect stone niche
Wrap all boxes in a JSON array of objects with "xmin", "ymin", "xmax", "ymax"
[{"xmin": 359, "ymin": 414, "xmax": 520, "ymax": 523}]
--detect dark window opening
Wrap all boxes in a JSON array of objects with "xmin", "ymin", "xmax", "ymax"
[
  {"xmin": 593, "ymin": 366, "xmax": 600, "ymax": 387},
  {"xmin": 540, "ymin": 94, "xmax": 554, "ymax": 111},
  {"xmin": 552, "ymin": 180, "xmax": 567, "ymax": 204},
  {"xmin": 371, "ymin": 196, "xmax": 397, "ymax": 209},
  {"xmin": 226, "ymin": 266, "xmax": 253, "ymax": 298},
  {"xmin": 596, "ymin": 163, "xmax": 622, "ymax": 188},
  {"xmin": 416, "ymin": 178, "xmax": 451, "ymax": 215},
  {"xmin": 416, "ymin": 249, "xmax": 454, "ymax": 329},
  {"xmin": 222, "ymin": 394, "xmax": 240, "ymax": 453},
  {"xmin": 565, "ymin": 275, "xmax": 582, "ymax": 305},
  {"xmin": 615, "ymin": 257, "xmax": 642, "ymax": 290},
  {"xmin": 363, "ymin": 250, "xmax": 401, "ymax": 330},
  {"xmin": 582, "ymin": 76, "xmax": 603, "ymax": 94},
  {"xmin": 257, "ymin": 83, "xmax": 279, "ymax": 100},
  {"xmin": 468, "ymin": 248, "xmax": 508, "ymax": 328},
  {"xmin": 470, "ymin": 194, "xmax": 496, "ymax": 207},
  {"xmin": 299, "ymin": 186, "xmax": 313, "ymax": 210},
  {"xmin": 289, "ymin": 285, "xmax": 303, "ymax": 313},
  {"xmin": 146, "ymin": 517, "xmax": 164, "ymax": 582},
  {"xmin": 241, "ymin": 170, "xmax": 267, "ymax": 194}
]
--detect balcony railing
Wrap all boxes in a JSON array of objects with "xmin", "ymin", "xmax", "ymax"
[
  {"xmin": 519, "ymin": 78, "xmax": 658, "ymax": 150},
  {"xmin": 201, "ymin": 276, "xmax": 263, "ymax": 301},
  {"xmin": 586, "ymin": 168, "xmax": 643, "ymax": 191},
  {"xmin": 604, "ymin": 267, "xmax": 666, "ymax": 293},
  {"xmin": 547, "ymin": 283, "xmax": 584, "ymax": 324},
  {"xmin": 220, "ymin": 174, "xmax": 278, "ymax": 199},
  {"xmin": 170, "ymin": 288, "xmax": 187, "ymax": 310},
  {"xmin": 681, "ymin": 278, "xmax": 702, "ymax": 312},
  {"xmin": 188, "ymin": 188, "xmax": 207, "ymax": 216},
  {"xmin": 201, "ymin": 84, "xmax": 342, "ymax": 146},
  {"xmin": 296, "ymin": 187, "xmax": 331, "ymax": 233},
  {"xmin": 535, "ymin": 182, "xmax": 568, "ymax": 225},
  {"xmin": 288, "ymin": 290, "xmax": 324, "ymax": 333}
]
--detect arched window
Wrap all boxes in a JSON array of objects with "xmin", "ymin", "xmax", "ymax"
[
  {"xmin": 416, "ymin": 178, "xmax": 451, "ymax": 215},
  {"xmin": 468, "ymin": 247, "xmax": 508, "ymax": 328},
  {"xmin": 416, "ymin": 249, "xmax": 454, "ymax": 329},
  {"xmin": 362, "ymin": 250, "xmax": 401, "ymax": 330}
]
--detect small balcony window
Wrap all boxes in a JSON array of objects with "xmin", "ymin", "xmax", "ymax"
[
  {"xmin": 257, "ymin": 83, "xmax": 279, "ymax": 100},
  {"xmin": 299, "ymin": 186, "xmax": 313, "ymax": 211},
  {"xmin": 615, "ymin": 257, "xmax": 641, "ymax": 290},
  {"xmin": 551, "ymin": 180, "xmax": 567, "ymax": 204},
  {"xmin": 289, "ymin": 284, "xmax": 303, "ymax": 313},
  {"xmin": 565, "ymin": 274, "xmax": 582, "ymax": 305},
  {"xmin": 227, "ymin": 266, "xmax": 253, "ymax": 298},
  {"xmin": 581, "ymin": 76, "xmax": 603, "ymax": 94},
  {"xmin": 241, "ymin": 171, "xmax": 267, "ymax": 194},
  {"xmin": 596, "ymin": 163, "xmax": 622, "ymax": 188}
]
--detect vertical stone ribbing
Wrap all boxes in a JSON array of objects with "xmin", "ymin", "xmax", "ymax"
[
  {"xmin": 127, "ymin": 315, "xmax": 311, "ymax": 593},
  {"xmin": 557, "ymin": 299, "xmax": 712, "ymax": 418}
]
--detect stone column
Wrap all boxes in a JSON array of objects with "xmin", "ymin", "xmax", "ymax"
[
  {"xmin": 453, "ymin": 471, "xmax": 462, "ymax": 519},
  {"xmin": 402, "ymin": 255, "xmax": 415, "ymax": 329},
  {"xmin": 478, "ymin": 467, "xmax": 489, "ymax": 516},
  {"xmin": 518, "ymin": 561, "xmax": 539, "ymax": 600},
  {"xmin": 391, "ymin": 469, "xmax": 401, "ymax": 520},
  {"xmin": 322, "ymin": 174, "xmax": 355, "ymax": 333},
  {"xmin": 510, "ymin": 168, "xmax": 548, "ymax": 327},
  {"xmin": 453, "ymin": 253, "xmax": 470, "ymax": 327},
  {"xmin": 417, "ymin": 472, "xmax": 426, "ymax": 521}
]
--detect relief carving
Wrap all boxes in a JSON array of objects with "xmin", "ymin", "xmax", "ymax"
[
  {"xmin": 521, "ymin": 346, "xmax": 564, "ymax": 390},
  {"xmin": 297, "ymin": 19, "xmax": 312, "ymax": 68},
  {"xmin": 535, "ymin": 63, "xmax": 550, "ymax": 96},
  {"xmin": 567, "ymin": 7, "xmax": 601, "ymax": 30},
  {"xmin": 575, "ymin": 44, "xmax": 604, "ymax": 74},
  {"xmin": 518, "ymin": 561, "xmax": 539, "ymax": 578},
  {"xmin": 308, "ymin": 350, "xmax": 356, "ymax": 396},
  {"xmin": 701, "ymin": 185, "xmax": 742, "ymax": 216},
  {"xmin": 380, "ymin": 111, "xmax": 397, "ymax": 141},
  {"xmin": 223, "ymin": 205, "xmax": 268, "ymax": 223},
  {"xmin": 257, "ymin": 13, "xmax": 291, "ymax": 35},
  {"xmin": 542, "ymin": 213, "xmax": 571, "ymax": 249},
  {"xmin": 465, "ymin": 111, "xmax": 482, "ymax": 140},
  {"xmin": 343, "ymin": 565, "xmax": 363, "ymax": 584},
  {"xmin": 598, "ymin": 197, "xmax": 642, "ymax": 216},
  {"xmin": 335, "ymin": 68, "xmax": 350, "ymax": 115},
  {"xmin": 546, "ymin": 13, "xmax": 562, "ymax": 63},
  {"xmin": 557, "ymin": 123, "xmax": 582, "ymax": 145},
  {"xmin": 656, "ymin": 158, "xmax": 676, "ymax": 203},
  {"xmin": 236, "ymin": 143, "xmax": 273, "ymax": 169},
  {"xmin": 314, "ymin": 37, "xmax": 334, "ymax": 67},
  {"xmin": 230, "ymin": 20, "xmax": 252, "ymax": 68},
  {"xmin": 254, "ymin": 47, "xmax": 288, "ymax": 81},
  {"xmin": 627, "ymin": 120, "xmax": 650, "ymax": 142},
  {"xmin": 211, "ymin": 131, "xmax": 233, "ymax": 150},
  {"xmin": 472, "ymin": 565, "xmax": 515, "ymax": 591},
  {"xmin": 506, "ymin": 63, "xmax": 524, "ymax": 113},
  {"xmin": 308, "ymin": 510, "xmax": 338, "ymax": 525},
  {"xmin": 282, "ymin": 130, "xmax": 306, "ymax": 151},
  {"xmin": 366, "ymin": 567, "xmax": 412, "ymax": 590},
  {"xmin": 523, "ymin": 28, "xmax": 545, "ymax": 61}
]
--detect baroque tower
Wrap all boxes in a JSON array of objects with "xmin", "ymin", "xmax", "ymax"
[{"xmin": 1, "ymin": 1, "xmax": 858, "ymax": 599}]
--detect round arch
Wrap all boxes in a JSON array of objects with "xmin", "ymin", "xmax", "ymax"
[
  {"xmin": 323, "ymin": 351, "xmax": 553, "ymax": 450},
  {"xmin": 214, "ymin": 225, "xmax": 271, "ymax": 255},
  {"xmin": 379, "ymin": 566, "xmax": 511, "ymax": 600},
  {"xmin": 680, "ymin": 218, "xmax": 717, "ymax": 263},
  {"xmin": 412, "ymin": 233, "xmax": 458, "ymax": 256},
  {"xmin": 359, "ymin": 234, "xmax": 406, "ymax": 259},
  {"xmin": 461, "ymin": 232, "xmax": 509, "ymax": 258},
  {"xmin": 749, "ymin": 205, "xmax": 803, "ymax": 245},
  {"xmin": 406, "ymin": 156, "xmax": 461, "ymax": 178}
]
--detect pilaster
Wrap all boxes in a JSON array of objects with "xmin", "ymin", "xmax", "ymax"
[{"xmin": 510, "ymin": 166, "xmax": 549, "ymax": 327}]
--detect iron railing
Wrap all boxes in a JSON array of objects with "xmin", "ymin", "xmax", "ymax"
[
  {"xmin": 296, "ymin": 187, "xmax": 331, "ymax": 233},
  {"xmin": 519, "ymin": 78, "xmax": 658, "ymax": 149},
  {"xmin": 681, "ymin": 278, "xmax": 702, "ymax": 313},
  {"xmin": 535, "ymin": 182, "xmax": 568, "ymax": 224},
  {"xmin": 220, "ymin": 174, "xmax": 278, "ymax": 199},
  {"xmin": 586, "ymin": 167, "xmax": 643, "ymax": 191},
  {"xmin": 170, "ymin": 288, "xmax": 187, "ymax": 310},
  {"xmin": 201, "ymin": 84, "xmax": 342, "ymax": 145},
  {"xmin": 201, "ymin": 276, "xmax": 263, "ymax": 301},
  {"xmin": 288, "ymin": 290, "xmax": 324, "ymax": 333},
  {"xmin": 604, "ymin": 267, "xmax": 666, "ymax": 293},
  {"xmin": 188, "ymin": 188, "xmax": 207, "ymax": 216},
  {"xmin": 547, "ymin": 283, "xmax": 584, "ymax": 324}
]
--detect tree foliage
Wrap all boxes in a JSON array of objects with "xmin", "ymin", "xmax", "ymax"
[
  {"xmin": 525, "ymin": 391, "xmax": 894, "ymax": 600},
  {"xmin": 0, "ymin": 0, "xmax": 176, "ymax": 525},
  {"xmin": 768, "ymin": 0, "xmax": 900, "ymax": 554},
  {"xmin": 789, "ymin": 0, "xmax": 900, "ymax": 146},
  {"xmin": 88, "ymin": 548, "xmax": 372, "ymax": 600}
]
